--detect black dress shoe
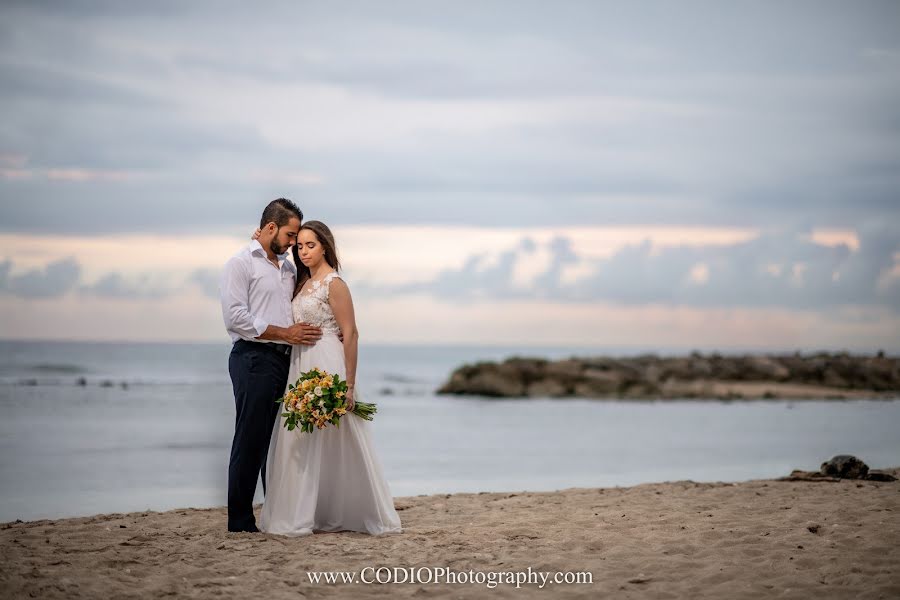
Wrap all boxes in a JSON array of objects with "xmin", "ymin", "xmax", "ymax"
[{"xmin": 228, "ymin": 523, "xmax": 260, "ymax": 533}]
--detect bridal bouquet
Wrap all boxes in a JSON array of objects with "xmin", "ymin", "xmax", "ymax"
[{"xmin": 276, "ymin": 367, "xmax": 376, "ymax": 433}]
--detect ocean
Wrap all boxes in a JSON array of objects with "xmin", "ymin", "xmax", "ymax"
[{"xmin": 1, "ymin": 340, "xmax": 898, "ymax": 523}]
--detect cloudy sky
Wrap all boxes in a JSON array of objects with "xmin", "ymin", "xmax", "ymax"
[{"xmin": 1, "ymin": 0, "xmax": 898, "ymax": 350}]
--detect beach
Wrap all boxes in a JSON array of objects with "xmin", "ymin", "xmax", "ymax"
[{"xmin": 2, "ymin": 468, "xmax": 898, "ymax": 599}]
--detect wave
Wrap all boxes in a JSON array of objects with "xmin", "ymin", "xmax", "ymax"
[
  {"xmin": 29, "ymin": 364, "xmax": 90, "ymax": 374},
  {"xmin": 383, "ymin": 373, "xmax": 430, "ymax": 384},
  {"xmin": 1, "ymin": 372, "xmax": 434, "ymax": 389},
  {"xmin": 0, "ymin": 377, "xmax": 231, "ymax": 388},
  {"xmin": 159, "ymin": 441, "xmax": 228, "ymax": 451}
]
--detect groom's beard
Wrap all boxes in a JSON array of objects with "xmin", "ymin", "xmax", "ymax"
[{"xmin": 270, "ymin": 239, "xmax": 287, "ymax": 256}]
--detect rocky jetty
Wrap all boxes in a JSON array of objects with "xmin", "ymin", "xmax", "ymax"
[{"xmin": 436, "ymin": 351, "xmax": 900, "ymax": 400}]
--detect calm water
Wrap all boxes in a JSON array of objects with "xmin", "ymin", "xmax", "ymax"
[{"xmin": 1, "ymin": 340, "xmax": 898, "ymax": 522}]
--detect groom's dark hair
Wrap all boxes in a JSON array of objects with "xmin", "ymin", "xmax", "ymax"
[{"xmin": 260, "ymin": 198, "xmax": 303, "ymax": 229}]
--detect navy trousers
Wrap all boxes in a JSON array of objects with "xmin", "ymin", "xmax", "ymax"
[{"xmin": 227, "ymin": 339, "xmax": 290, "ymax": 531}]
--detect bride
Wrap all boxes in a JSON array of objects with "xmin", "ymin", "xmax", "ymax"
[{"xmin": 255, "ymin": 220, "xmax": 402, "ymax": 536}]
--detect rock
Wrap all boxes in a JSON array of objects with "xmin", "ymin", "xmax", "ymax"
[
  {"xmin": 745, "ymin": 356, "xmax": 791, "ymax": 381},
  {"xmin": 545, "ymin": 359, "xmax": 584, "ymax": 379},
  {"xmin": 437, "ymin": 361, "xmax": 527, "ymax": 397},
  {"xmin": 822, "ymin": 368, "xmax": 848, "ymax": 388},
  {"xmin": 643, "ymin": 364, "xmax": 661, "ymax": 385},
  {"xmin": 573, "ymin": 380, "xmax": 614, "ymax": 398},
  {"xmin": 526, "ymin": 379, "xmax": 568, "ymax": 397},
  {"xmin": 779, "ymin": 470, "xmax": 840, "ymax": 482},
  {"xmin": 688, "ymin": 358, "xmax": 713, "ymax": 378},
  {"xmin": 820, "ymin": 455, "xmax": 869, "ymax": 479},
  {"xmin": 502, "ymin": 357, "xmax": 548, "ymax": 384},
  {"xmin": 463, "ymin": 371, "xmax": 526, "ymax": 397},
  {"xmin": 663, "ymin": 358, "xmax": 692, "ymax": 380},
  {"xmin": 865, "ymin": 470, "xmax": 898, "ymax": 482},
  {"xmin": 581, "ymin": 369, "xmax": 625, "ymax": 394},
  {"xmin": 860, "ymin": 355, "xmax": 900, "ymax": 390},
  {"xmin": 707, "ymin": 354, "xmax": 742, "ymax": 380},
  {"xmin": 620, "ymin": 382, "xmax": 661, "ymax": 399}
]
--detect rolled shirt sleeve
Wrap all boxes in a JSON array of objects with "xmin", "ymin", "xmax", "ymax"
[{"xmin": 220, "ymin": 256, "xmax": 268, "ymax": 339}]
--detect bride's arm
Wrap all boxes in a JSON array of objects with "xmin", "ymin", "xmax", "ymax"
[{"xmin": 328, "ymin": 279, "xmax": 359, "ymax": 408}]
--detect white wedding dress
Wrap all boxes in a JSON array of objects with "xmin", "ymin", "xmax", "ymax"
[{"xmin": 259, "ymin": 271, "xmax": 402, "ymax": 536}]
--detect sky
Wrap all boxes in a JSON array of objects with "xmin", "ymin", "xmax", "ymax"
[{"xmin": 1, "ymin": 0, "xmax": 898, "ymax": 351}]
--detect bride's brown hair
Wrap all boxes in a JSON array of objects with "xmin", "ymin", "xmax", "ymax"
[{"xmin": 292, "ymin": 220, "xmax": 341, "ymax": 297}]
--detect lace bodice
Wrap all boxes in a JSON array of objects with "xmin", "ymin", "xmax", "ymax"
[{"xmin": 292, "ymin": 271, "xmax": 343, "ymax": 336}]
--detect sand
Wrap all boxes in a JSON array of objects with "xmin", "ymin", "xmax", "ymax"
[{"xmin": 2, "ymin": 469, "xmax": 899, "ymax": 599}]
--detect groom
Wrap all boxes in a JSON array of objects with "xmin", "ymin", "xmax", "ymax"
[{"xmin": 220, "ymin": 198, "xmax": 323, "ymax": 533}]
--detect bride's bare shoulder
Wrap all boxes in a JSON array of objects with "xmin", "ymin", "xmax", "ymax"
[{"xmin": 326, "ymin": 274, "xmax": 351, "ymax": 298}]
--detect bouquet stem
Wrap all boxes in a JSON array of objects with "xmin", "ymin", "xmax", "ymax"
[{"xmin": 351, "ymin": 401, "xmax": 377, "ymax": 421}]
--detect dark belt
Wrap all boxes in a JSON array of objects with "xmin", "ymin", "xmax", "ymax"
[{"xmin": 234, "ymin": 339, "xmax": 292, "ymax": 357}]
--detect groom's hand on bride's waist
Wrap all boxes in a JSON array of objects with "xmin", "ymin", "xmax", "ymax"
[{"xmin": 285, "ymin": 322, "xmax": 323, "ymax": 345}]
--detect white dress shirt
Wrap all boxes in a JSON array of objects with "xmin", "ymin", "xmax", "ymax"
[{"xmin": 220, "ymin": 239, "xmax": 296, "ymax": 343}]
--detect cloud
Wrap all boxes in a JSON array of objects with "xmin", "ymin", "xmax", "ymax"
[
  {"xmin": 390, "ymin": 225, "xmax": 900, "ymax": 311},
  {"xmin": 0, "ymin": 166, "xmax": 142, "ymax": 182},
  {"xmin": 0, "ymin": 260, "xmax": 10, "ymax": 286},
  {"xmin": 0, "ymin": 257, "xmax": 201, "ymax": 300},
  {"xmin": 0, "ymin": 257, "xmax": 81, "ymax": 298},
  {"xmin": 0, "ymin": 2, "xmax": 899, "ymax": 234},
  {"xmin": 532, "ymin": 236, "xmax": 579, "ymax": 292},
  {"xmin": 79, "ymin": 272, "xmax": 174, "ymax": 300},
  {"xmin": 3, "ymin": 222, "xmax": 897, "ymax": 316},
  {"xmin": 189, "ymin": 268, "xmax": 220, "ymax": 300}
]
